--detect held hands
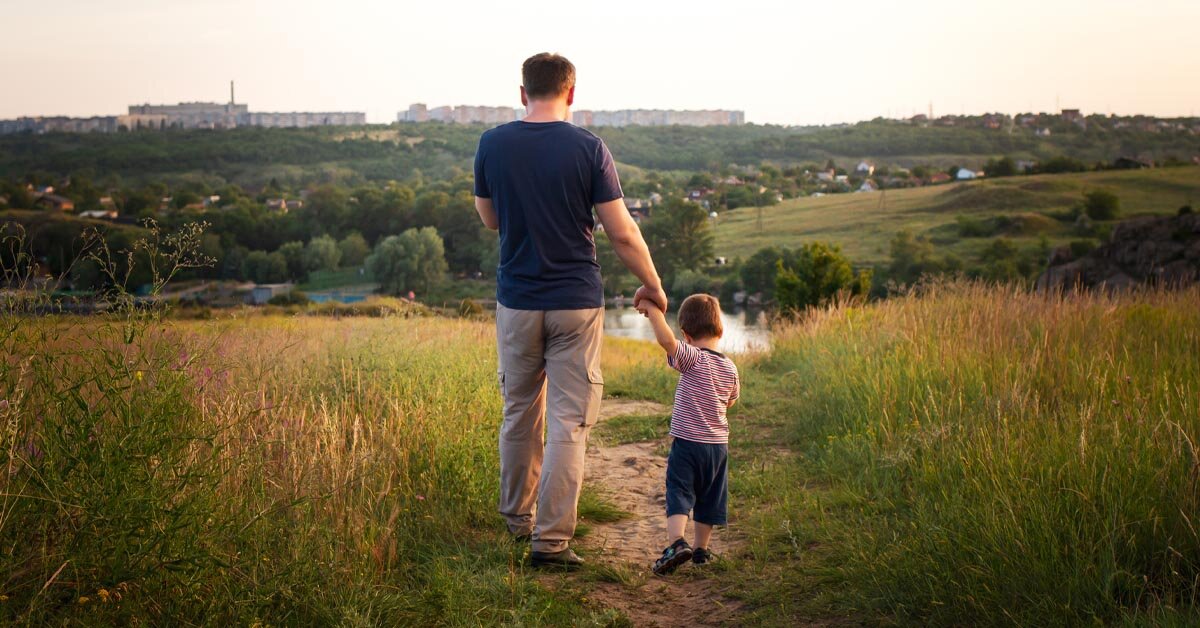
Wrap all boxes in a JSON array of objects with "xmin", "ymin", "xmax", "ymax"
[{"xmin": 633, "ymin": 284, "xmax": 668, "ymax": 316}]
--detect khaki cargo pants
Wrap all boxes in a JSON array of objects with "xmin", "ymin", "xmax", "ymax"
[{"xmin": 496, "ymin": 304, "xmax": 604, "ymax": 554}]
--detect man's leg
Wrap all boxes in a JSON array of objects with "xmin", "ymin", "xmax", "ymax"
[
  {"xmin": 496, "ymin": 305, "xmax": 547, "ymax": 537},
  {"xmin": 534, "ymin": 307, "xmax": 604, "ymax": 553}
]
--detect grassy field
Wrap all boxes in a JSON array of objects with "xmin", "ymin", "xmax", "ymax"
[
  {"xmin": 714, "ymin": 166, "xmax": 1200, "ymax": 264},
  {"xmin": 4, "ymin": 282, "xmax": 1199, "ymax": 625}
]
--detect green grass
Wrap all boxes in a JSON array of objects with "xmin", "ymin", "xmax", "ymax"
[
  {"xmin": 7, "ymin": 269, "xmax": 1200, "ymax": 624},
  {"xmin": 713, "ymin": 166, "xmax": 1200, "ymax": 264},
  {"xmin": 725, "ymin": 282, "xmax": 1200, "ymax": 625}
]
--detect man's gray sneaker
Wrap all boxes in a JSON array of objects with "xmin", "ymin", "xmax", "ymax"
[{"xmin": 530, "ymin": 548, "xmax": 585, "ymax": 568}]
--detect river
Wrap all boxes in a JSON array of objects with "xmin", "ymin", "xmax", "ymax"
[{"xmin": 602, "ymin": 307, "xmax": 771, "ymax": 353}]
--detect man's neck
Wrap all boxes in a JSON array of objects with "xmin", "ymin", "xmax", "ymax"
[{"xmin": 523, "ymin": 100, "xmax": 570, "ymax": 123}]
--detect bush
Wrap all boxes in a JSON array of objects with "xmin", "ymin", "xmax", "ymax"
[
  {"xmin": 1084, "ymin": 190, "xmax": 1120, "ymax": 220},
  {"xmin": 774, "ymin": 241, "xmax": 871, "ymax": 314},
  {"xmin": 956, "ymin": 215, "xmax": 992, "ymax": 237},
  {"xmin": 267, "ymin": 289, "xmax": 311, "ymax": 306}
]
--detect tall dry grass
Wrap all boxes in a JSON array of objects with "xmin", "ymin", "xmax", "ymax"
[
  {"xmin": 755, "ymin": 282, "xmax": 1200, "ymax": 624},
  {"xmin": 1, "ymin": 223, "xmax": 631, "ymax": 624}
]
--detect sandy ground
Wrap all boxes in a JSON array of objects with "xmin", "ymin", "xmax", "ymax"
[{"xmin": 576, "ymin": 398, "xmax": 745, "ymax": 627}]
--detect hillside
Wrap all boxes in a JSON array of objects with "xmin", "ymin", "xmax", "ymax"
[
  {"xmin": 713, "ymin": 166, "xmax": 1200, "ymax": 264},
  {"xmin": 3, "ymin": 118, "xmax": 1197, "ymax": 186}
]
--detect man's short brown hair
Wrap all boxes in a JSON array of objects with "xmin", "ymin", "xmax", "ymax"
[
  {"xmin": 522, "ymin": 53, "xmax": 576, "ymax": 99},
  {"xmin": 678, "ymin": 294, "xmax": 723, "ymax": 340}
]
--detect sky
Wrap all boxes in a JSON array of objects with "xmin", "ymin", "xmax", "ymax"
[{"xmin": 3, "ymin": 0, "xmax": 1198, "ymax": 125}]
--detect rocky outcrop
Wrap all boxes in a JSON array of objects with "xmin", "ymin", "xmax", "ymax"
[{"xmin": 1037, "ymin": 213, "xmax": 1200, "ymax": 291}]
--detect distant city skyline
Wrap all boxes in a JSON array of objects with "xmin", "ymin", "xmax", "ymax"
[{"xmin": 3, "ymin": 0, "xmax": 1198, "ymax": 126}]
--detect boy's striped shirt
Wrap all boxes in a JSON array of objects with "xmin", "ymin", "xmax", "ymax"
[{"xmin": 667, "ymin": 342, "xmax": 740, "ymax": 444}]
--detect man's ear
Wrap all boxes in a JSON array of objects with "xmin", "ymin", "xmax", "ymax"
[
  {"xmin": 566, "ymin": 86, "xmax": 575, "ymax": 107},
  {"xmin": 520, "ymin": 86, "xmax": 528, "ymax": 107}
]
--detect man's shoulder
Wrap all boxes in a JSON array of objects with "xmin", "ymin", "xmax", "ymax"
[{"xmin": 478, "ymin": 121, "xmax": 519, "ymax": 143}]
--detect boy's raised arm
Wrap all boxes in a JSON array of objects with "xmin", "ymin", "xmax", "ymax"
[{"xmin": 640, "ymin": 306, "xmax": 678, "ymax": 355}]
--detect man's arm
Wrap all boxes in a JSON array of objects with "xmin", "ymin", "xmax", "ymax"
[
  {"xmin": 474, "ymin": 196, "xmax": 498, "ymax": 230},
  {"xmin": 638, "ymin": 304, "xmax": 678, "ymax": 355},
  {"xmin": 594, "ymin": 198, "xmax": 666, "ymax": 311}
]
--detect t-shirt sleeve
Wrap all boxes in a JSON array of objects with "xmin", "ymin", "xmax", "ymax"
[
  {"xmin": 473, "ymin": 137, "xmax": 490, "ymax": 198},
  {"xmin": 667, "ymin": 342, "xmax": 701, "ymax": 374},
  {"xmin": 591, "ymin": 140, "xmax": 623, "ymax": 205},
  {"xmin": 729, "ymin": 367, "xmax": 741, "ymax": 402}
]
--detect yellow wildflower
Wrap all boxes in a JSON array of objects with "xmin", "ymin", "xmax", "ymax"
[
  {"xmin": 135, "ymin": 371, "xmax": 144, "ymax": 382},
  {"xmin": 97, "ymin": 588, "xmax": 111, "ymax": 603},
  {"xmin": 78, "ymin": 596, "xmax": 90, "ymax": 604}
]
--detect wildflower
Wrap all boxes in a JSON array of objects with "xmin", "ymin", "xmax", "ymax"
[
  {"xmin": 0, "ymin": 594, "xmax": 8, "ymax": 602},
  {"xmin": 78, "ymin": 596, "xmax": 90, "ymax": 605},
  {"xmin": 0, "ymin": 399, "xmax": 8, "ymax": 412},
  {"xmin": 135, "ymin": 371, "xmax": 144, "ymax": 382},
  {"xmin": 416, "ymin": 495, "xmax": 425, "ymax": 501},
  {"xmin": 97, "ymin": 588, "xmax": 111, "ymax": 603}
]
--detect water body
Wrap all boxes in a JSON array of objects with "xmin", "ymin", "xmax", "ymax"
[{"xmin": 603, "ymin": 307, "xmax": 771, "ymax": 353}]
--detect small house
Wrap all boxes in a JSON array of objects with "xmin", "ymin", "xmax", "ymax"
[
  {"xmin": 856, "ymin": 180, "xmax": 878, "ymax": 193},
  {"xmin": 855, "ymin": 161, "xmax": 875, "ymax": 176},
  {"xmin": 955, "ymin": 168, "xmax": 978, "ymax": 181}
]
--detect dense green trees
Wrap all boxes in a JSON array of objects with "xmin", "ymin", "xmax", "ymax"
[
  {"xmin": 338, "ymin": 232, "xmax": 370, "ymax": 267},
  {"xmin": 244, "ymin": 250, "xmax": 288, "ymax": 284},
  {"xmin": 304, "ymin": 235, "xmax": 341, "ymax": 273},
  {"xmin": 641, "ymin": 199, "xmax": 715, "ymax": 292},
  {"xmin": 367, "ymin": 227, "xmax": 448, "ymax": 295},
  {"xmin": 775, "ymin": 242, "xmax": 872, "ymax": 314}
]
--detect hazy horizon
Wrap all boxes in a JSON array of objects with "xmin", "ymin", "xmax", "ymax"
[{"xmin": 3, "ymin": 0, "xmax": 1198, "ymax": 126}]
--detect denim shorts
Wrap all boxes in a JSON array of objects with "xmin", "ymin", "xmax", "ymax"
[{"xmin": 665, "ymin": 438, "xmax": 729, "ymax": 526}]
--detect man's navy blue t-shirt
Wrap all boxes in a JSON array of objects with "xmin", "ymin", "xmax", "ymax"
[{"xmin": 474, "ymin": 120, "xmax": 623, "ymax": 310}]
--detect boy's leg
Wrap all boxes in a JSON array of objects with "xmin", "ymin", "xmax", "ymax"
[
  {"xmin": 668, "ymin": 514, "xmax": 689, "ymax": 543},
  {"xmin": 665, "ymin": 439, "xmax": 698, "ymax": 543},
  {"xmin": 496, "ymin": 305, "xmax": 548, "ymax": 537},
  {"xmin": 534, "ymin": 307, "xmax": 604, "ymax": 554},
  {"xmin": 693, "ymin": 522, "xmax": 714, "ymax": 549},
  {"xmin": 692, "ymin": 443, "xmax": 729, "ymax": 531}
]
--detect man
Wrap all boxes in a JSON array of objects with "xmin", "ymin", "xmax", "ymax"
[{"xmin": 474, "ymin": 52, "xmax": 666, "ymax": 567}]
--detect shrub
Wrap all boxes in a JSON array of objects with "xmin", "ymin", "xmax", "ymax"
[
  {"xmin": 774, "ymin": 241, "xmax": 871, "ymax": 314},
  {"xmin": 1084, "ymin": 190, "xmax": 1120, "ymax": 220},
  {"xmin": 267, "ymin": 289, "xmax": 311, "ymax": 306}
]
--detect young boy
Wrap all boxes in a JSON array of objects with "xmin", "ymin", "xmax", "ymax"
[{"xmin": 636, "ymin": 294, "xmax": 740, "ymax": 575}]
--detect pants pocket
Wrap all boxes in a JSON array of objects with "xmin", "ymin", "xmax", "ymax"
[{"xmin": 582, "ymin": 368, "xmax": 604, "ymax": 426}]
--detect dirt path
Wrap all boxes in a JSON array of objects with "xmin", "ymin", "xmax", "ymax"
[{"xmin": 578, "ymin": 398, "xmax": 745, "ymax": 627}]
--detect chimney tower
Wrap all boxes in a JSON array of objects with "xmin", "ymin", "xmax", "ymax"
[{"xmin": 230, "ymin": 80, "xmax": 235, "ymax": 105}]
